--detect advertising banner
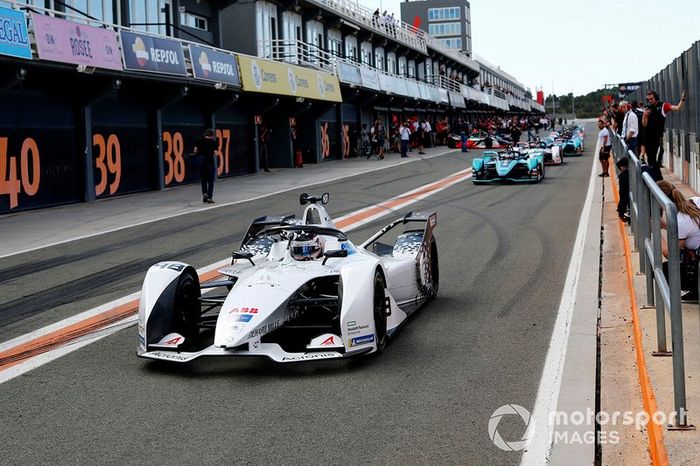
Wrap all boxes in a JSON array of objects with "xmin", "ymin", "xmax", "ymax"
[
  {"xmin": 378, "ymin": 73, "xmax": 393, "ymax": 93},
  {"xmin": 405, "ymin": 80, "xmax": 421, "ymax": 100},
  {"xmin": 0, "ymin": 7, "xmax": 31, "ymax": 59},
  {"xmin": 359, "ymin": 67, "xmax": 380, "ymax": 91},
  {"xmin": 419, "ymin": 83, "xmax": 433, "ymax": 101},
  {"xmin": 189, "ymin": 44, "xmax": 240, "ymax": 86},
  {"xmin": 120, "ymin": 30, "xmax": 186, "ymax": 75},
  {"xmin": 449, "ymin": 91, "xmax": 466, "ymax": 108},
  {"xmin": 31, "ymin": 13, "xmax": 121, "ymax": 70},
  {"xmin": 337, "ymin": 61, "xmax": 362, "ymax": 86},
  {"xmin": 392, "ymin": 76, "xmax": 408, "ymax": 97},
  {"xmin": 237, "ymin": 55, "xmax": 341, "ymax": 102}
]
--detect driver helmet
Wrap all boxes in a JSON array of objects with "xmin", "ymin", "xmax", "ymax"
[{"xmin": 290, "ymin": 232, "xmax": 324, "ymax": 261}]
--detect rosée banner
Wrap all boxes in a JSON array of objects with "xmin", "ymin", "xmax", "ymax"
[{"xmin": 237, "ymin": 55, "xmax": 341, "ymax": 103}]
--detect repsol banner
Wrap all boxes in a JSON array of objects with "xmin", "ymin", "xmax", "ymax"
[
  {"xmin": 120, "ymin": 31, "xmax": 186, "ymax": 76},
  {"xmin": 189, "ymin": 44, "xmax": 240, "ymax": 86}
]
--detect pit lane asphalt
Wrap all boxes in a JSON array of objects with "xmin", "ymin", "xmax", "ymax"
[{"xmin": 0, "ymin": 129, "xmax": 596, "ymax": 465}]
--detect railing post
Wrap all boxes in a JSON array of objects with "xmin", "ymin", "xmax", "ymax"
[
  {"xmin": 665, "ymin": 203, "xmax": 693, "ymax": 429},
  {"xmin": 648, "ymin": 179, "xmax": 670, "ymax": 355}
]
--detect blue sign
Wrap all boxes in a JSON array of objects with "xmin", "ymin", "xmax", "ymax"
[
  {"xmin": 120, "ymin": 30, "xmax": 186, "ymax": 76},
  {"xmin": 350, "ymin": 334, "xmax": 375, "ymax": 347},
  {"xmin": 189, "ymin": 44, "xmax": 240, "ymax": 86},
  {"xmin": 0, "ymin": 7, "xmax": 32, "ymax": 59}
]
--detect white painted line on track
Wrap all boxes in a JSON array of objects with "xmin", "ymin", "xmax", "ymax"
[
  {"xmin": 0, "ymin": 150, "xmax": 456, "ymax": 260},
  {"xmin": 0, "ymin": 168, "xmax": 472, "ymax": 384},
  {"xmin": 520, "ymin": 155, "xmax": 598, "ymax": 465}
]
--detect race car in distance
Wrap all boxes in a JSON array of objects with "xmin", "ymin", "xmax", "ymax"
[
  {"xmin": 472, "ymin": 147, "xmax": 545, "ymax": 184},
  {"xmin": 465, "ymin": 131, "xmax": 512, "ymax": 150},
  {"xmin": 558, "ymin": 125, "xmax": 585, "ymax": 156},
  {"xmin": 561, "ymin": 135, "xmax": 584, "ymax": 156},
  {"xmin": 137, "ymin": 193, "xmax": 439, "ymax": 363},
  {"xmin": 532, "ymin": 138, "xmax": 563, "ymax": 165}
]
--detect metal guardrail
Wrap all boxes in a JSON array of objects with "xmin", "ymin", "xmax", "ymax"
[
  {"xmin": 611, "ymin": 132, "xmax": 692, "ymax": 429},
  {"xmin": 307, "ymin": 0, "xmax": 428, "ymax": 54},
  {"xmin": 258, "ymin": 39, "xmax": 337, "ymax": 73},
  {"xmin": 426, "ymin": 74, "xmax": 461, "ymax": 93}
]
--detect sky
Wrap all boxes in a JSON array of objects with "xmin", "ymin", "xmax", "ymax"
[{"xmin": 360, "ymin": 0, "xmax": 700, "ymax": 96}]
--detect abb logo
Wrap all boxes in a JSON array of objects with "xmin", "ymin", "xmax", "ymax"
[{"xmin": 229, "ymin": 307, "xmax": 259, "ymax": 314}]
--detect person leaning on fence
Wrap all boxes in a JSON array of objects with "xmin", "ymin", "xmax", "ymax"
[
  {"xmin": 641, "ymin": 90, "xmax": 686, "ymax": 181},
  {"xmin": 657, "ymin": 180, "xmax": 700, "ymax": 302},
  {"xmin": 616, "ymin": 157, "xmax": 630, "ymax": 223}
]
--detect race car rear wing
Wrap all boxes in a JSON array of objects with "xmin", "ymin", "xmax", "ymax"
[{"xmin": 359, "ymin": 211, "xmax": 437, "ymax": 251}]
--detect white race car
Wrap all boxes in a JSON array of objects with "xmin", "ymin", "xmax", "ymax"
[{"xmin": 137, "ymin": 193, "xmax": 439, "ymax": 363}]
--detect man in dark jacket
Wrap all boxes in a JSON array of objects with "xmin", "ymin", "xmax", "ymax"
[
  {"xmin": 194, "ymin": 128, "xmax": 221, "ymax": 204},
  {"xmin": 616, "ymin": 157, "xmax": 629, "ymax": 222}
]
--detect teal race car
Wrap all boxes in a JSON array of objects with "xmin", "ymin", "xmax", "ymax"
[{"xmin": 472, "ymin": 148, "xmax": 545, "ymax": 184}]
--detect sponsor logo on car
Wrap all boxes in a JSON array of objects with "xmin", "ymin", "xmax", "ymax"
[
  {"xmin": 349, "ymin": 334, "xmax": 374, "ymax": 347},
  {"xmin": 347, "ymin": 323, "xmax": 370, "ymax": 336},
  {"xmin": 229, "ymin": 307, "xmax": 259, "ymax": 314},
  {"xmin": 150, "ymin": 351, "xmax": 190, "ymax": 362},
  {"xmin": 247, "ymin": 319, "xmax": 281, "ymax": 339},
  {"xmin": 236, "ymin": 314, "xmax": 254, "ymax": 323},
  {"xmin": 321, "ymin": 336, "xmax": 335, "ymax": 346},
  {"xmin": 281, "ymin": 352, "xmax": 337, "ymax": 361}
]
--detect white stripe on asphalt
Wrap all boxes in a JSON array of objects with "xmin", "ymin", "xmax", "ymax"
[
  {"xmin": 0, "ymin": 169, "xmax": 472, "ymax": 384},
  {"xmin": 0, "ymin": 150, "xmax": 456, "ymax": 260},
  {"xmin": 520, "ymin": 155, "xmax": 598, "ymax": 464}
]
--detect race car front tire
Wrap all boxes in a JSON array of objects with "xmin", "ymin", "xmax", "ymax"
[
  {"xmin": 172, "ymin": 267, "xmax": 202, "ymax": 344},
  {"xmin": 373, "ymin": 270, "xmax": 388, "ymax": 353}
]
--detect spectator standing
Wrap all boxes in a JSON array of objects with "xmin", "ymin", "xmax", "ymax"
[
  {"xmin": 422, "ymin": 119, "xmax": 433, "ymax": 148},
  {"xmin": 509, "ymin": 118, "xmax": 522, "ymax": 143},
  {"xmin": 193, "ymin": 128, "xmax": 221, "ymax": 204},
  {"xmin": 642, "ymin": 90, "xmax": 686, "ymax": 180},
  {"xmin": 611, "ymin": 102, "xmax": 624, "ymax": 135},
  {"xmin": 597, "ymin": 119, "xmax": 612, "ymax": 177},
  {"xmin": 620, "ymin": 100, "xmax": 639, "ymax": 154},
  {"xmin": 376, "ymin": 121, "xmax": 386, "ymax": 159},
  {"xmin": 616, "ymin": 157, "xmax": 630, "ymax": 222},
  {"xmin": 259, "ymin": 125, "xmax": 271, "ymax": 173},
  {"xmin": 400, "ymin": 121, "xmax": 411, "ymax": 158},
  {"xmin": 361, "ymin": 123, "xmax": 370, "ymax": 157},
  {"xmin": 417, "ymin": 120, "xmax": 426, "ymax": 154}
]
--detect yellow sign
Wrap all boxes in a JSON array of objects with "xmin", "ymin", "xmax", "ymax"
[{"xmin": 237, "ymin": 55, "xmax": 341, "ymax": 103}]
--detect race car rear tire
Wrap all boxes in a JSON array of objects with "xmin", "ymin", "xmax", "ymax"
[
  {"xmin": 373, "ymin": 270, "xmax": 387, "ymax": 353},
  {"xmin": 173, "ymin": 267, "xmax": 201, "ymax": 343}
]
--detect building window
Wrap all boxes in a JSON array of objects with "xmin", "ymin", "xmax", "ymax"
[
  {"xmin": 180, "ymin": 12, "xmax": 207, "ymax": 30},
  {"xmin": 60, "ymin": 0, "xmax": 113, "ymax": 24},
  {"xmin": 130, "ymin": 0, "xmax": 172, "ymax": 36},
  {"xmin": 437, "ymin": 37, "xmax": 461, "ymax": 49},
  {"xmin": 428, "ymin": 7, "xmax": 460, "ymax": 21},
  {"xmin": 428, "ymin": 22, "xmax": 461, "ymax": 36}
]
